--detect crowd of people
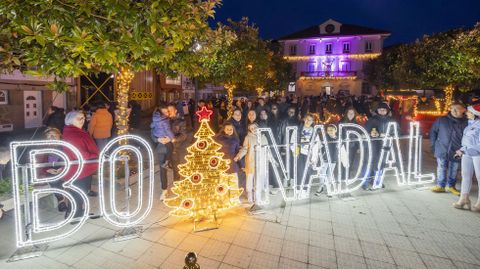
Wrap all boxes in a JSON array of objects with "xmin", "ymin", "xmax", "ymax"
[{"xmin": 39, "ymin": 92, "xmax": 480, "ymax": 215}]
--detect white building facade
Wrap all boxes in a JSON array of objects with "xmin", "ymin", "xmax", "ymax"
[{"xmin": 279, "ymin": 19, "xmax": 390, "ymax": 96}]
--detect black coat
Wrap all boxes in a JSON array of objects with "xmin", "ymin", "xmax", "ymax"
[{"xmin": 429, "ymin": 113, "xmax": 467, "ymax": 161}]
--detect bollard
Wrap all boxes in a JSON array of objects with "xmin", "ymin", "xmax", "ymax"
[{"xmin": 183, "ymin": 252, "xmax": 200, "ymax": 269}]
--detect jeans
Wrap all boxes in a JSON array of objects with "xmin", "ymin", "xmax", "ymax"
[
  {"xmin": 156, "ymin": 143, "xmax": 171, "ymax": 191},
  {"xmin": 436, "ymin": 158, "xmax": 459, "ymax": 188},
  {"xmin": 95, "ymin": 138, "xmax": 109, "ymax": 151},
  {"xmin": 69, "ymin": 176, "xmax": 91, "ymax": 218},
  {"xmin": 460, "ymin": 155, "xmax": 480, "ymax": 195}
]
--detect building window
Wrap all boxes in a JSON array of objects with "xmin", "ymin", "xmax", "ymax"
[
  {"xmin": 343, "ymin": 42, "xmax": 350, "ymax": 53},
  {"xmin": 289, "ymin": 45, "xmax": 297, "ymax": 56},
  {"xmin": 365, "ymin": 41, "xmax": 373, "ymax": 52},
  {"xmin": 340, "ymin": 61, "xmax": 351, "ymax": 71},
  {"xmin": 308, "ymin": 44, "xmax": 316, "ymax": 55},
  {"xmin": 325, "ymin": 43, "xmax": 332, "ymax": 54},
  {"xmin": 0, "ymin": 90, "xmax": 8, "ymax": 105},
  {"xmin": 307, "ymin": 62, "xmax": 315, "ymax": 72}
]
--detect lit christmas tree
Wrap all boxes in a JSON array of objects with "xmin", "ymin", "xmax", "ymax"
[{"xmin": 164, "ymin": 106, "xmax": 243, "ymax": 226}]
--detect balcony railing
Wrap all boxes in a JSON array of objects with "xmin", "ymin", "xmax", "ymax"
[{"xmin": 300, "ymin": 71, "xmax": 357, "ymax": 78}]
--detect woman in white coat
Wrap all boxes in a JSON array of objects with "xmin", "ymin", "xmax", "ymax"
[{"xmin": 454, "ymin": 104, "xmax": 480, "ymax": 211}]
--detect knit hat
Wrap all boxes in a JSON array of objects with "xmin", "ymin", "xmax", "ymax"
[
  {"xmin": 376, "ymin": 102, "xmax": 390, "ymax": 111},
  {"xmin": 468, "ymin": 104, "xmax": 480, "ymax": 117}
]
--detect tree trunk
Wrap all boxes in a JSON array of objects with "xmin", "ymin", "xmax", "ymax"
[{"xmin": 116, "ymin": 66, "xmax": 135, "ymax": 136}]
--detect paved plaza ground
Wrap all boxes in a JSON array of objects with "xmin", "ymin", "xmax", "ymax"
[{"xmin": 1, "ymin": 146, "xmax": 480, "ymax": 269}]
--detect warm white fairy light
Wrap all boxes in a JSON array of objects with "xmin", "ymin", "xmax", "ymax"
[
  {"xmin": 371, "ymin": 122, "xmax": 405, "ymax": 189},
  {"xmin": 10, "ymin": 140, "xmax": 87, "ymax": 248},
  {"xmin": 98, "ymin": 135, "xmax": 155, "ymax": 228},
  {"xmin": 407, "ymin": 121, "xmax": 435, "ymax": 185}
]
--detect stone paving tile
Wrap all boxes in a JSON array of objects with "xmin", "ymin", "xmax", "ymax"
[
  {"xmin": 233, "ymin": 229, "xmax": 261, "ymax": 249},
  {"xmin": 199, "ymin": 239, "xmax": 231, "ymax": 261},
  {"xmin": 309, "ymin": 230, "xmax": 335, "ymax": 250},
  {"xmin": 278, "ymin": 257, "xmax": 308, "ymax": 269},
  {"xmin": 137, "ymin": 243, "xmax": 175, "ymax": 267},
  {"xmin": 308, "ymin": 245, "xmax": 336, "ymax": 269},
  {"xmin": 365, "ymin": 258, "xmax": 397, "ymax": 269},
  {"xmin": 389, "ymin": 247, "xmax": 427, "ymax": 269},
  {"xmin": 223, "ymin": 245, "xmax": 253, "ymax": 269},
  {"xmin": 255, "ymin": 235, "xmax": 283, "ymax": 256},
  {"xmin": 248, "ymin": 251, "xmax": 280, "ymax": 269},
  {"xmin": 336, "ymin": 251, "xmax": 367, "ymax": 269},
  {"xmin": 419, "ymin": 254, "xmax": 456, "ymax": 269},
  {"xmin": 280, "ymin": 240, "xmax": 309, "ymax": 263},
  {"xmin": 261, "ymin": 222, "xmax": 286, "ymax": 239},
  {"xmin": 360, "ymin": 241, "xmax": 395, "ymax": 264},
  {"xmin": 284, "ymin": 226, "xmax": 310, "ymax": 244},
  {"xmin": 334, "ymin": 236, "xmax": 363, "ymax": 256}
]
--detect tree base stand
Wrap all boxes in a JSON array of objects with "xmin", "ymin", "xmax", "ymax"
[
  {"xmin": 114, "ymin": 226, "xmax": 143, "ymax": 242},
  {"xmin": 248, "ymin": 204, "xmax": 266, "ymax": 215},
  {"xmin": 7, "ymin": 244, "xmax": 48, "ymax": 262},
  {"xmin": 193, "ymin": 216, "xmax": 220, "ymax": 232}
]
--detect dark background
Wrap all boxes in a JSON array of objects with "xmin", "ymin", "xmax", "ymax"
[{"xmin": 213, "ymin": 0, "xmax": 480, "ymax": 45}]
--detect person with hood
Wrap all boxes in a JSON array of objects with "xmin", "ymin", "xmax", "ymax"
[
  {"xmin": 62, "ymin": 111, "xmax": 99, "ymax": 221},
  {"xmin": 453, "ymin": 104, "xmax": 480, "ymax": 211},
  {"xmin": 430, "ymin": 102, "xmax": 467, "ymax": 196},
  {"xmin": 362, "ymin": 102, "xmax": 395, "ymax": 190},
  {"xmin": 150, "ymin": 104, "xmax": 174, "ymax": 200}
]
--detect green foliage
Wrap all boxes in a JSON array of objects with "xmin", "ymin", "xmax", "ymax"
[
  {"xmin": 365, "ymin": 24, "xmax": 480, "ymax": 90},
  {"xmin": 0, "ymin": 0, "xmax": 221, "ymax": 91}
]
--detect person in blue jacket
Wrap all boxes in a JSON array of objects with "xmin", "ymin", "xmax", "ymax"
[
  {"xmin": 430, "ymin": 102, "xmax": 467, "ymax": 196},
  {"xmin": 150, "ymin": 103, "xmax": 174, "ymax": 200},
  {"xmin": 454, "ymin": 104, "xmax": 480, "ymax": 211}
]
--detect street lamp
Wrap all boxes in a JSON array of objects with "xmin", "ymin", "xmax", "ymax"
[{"xmin": 192, "ymin": 42, "xmax": 202, "ymax": 112}]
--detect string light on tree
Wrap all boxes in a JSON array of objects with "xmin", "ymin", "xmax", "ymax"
[
  {"xmin": 116, "ymin": 67, "xmax": 135, "ymax": 136},
  {"xmin": 225, "ymin": 84, "xmax": 236, "ymax": 118},
  {"xmin": 164, "ymin": 106, "xmax": 243, "ymax": 229}
]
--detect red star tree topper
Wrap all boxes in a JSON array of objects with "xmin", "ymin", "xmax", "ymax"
[{"xmin": 196, "ymin": 106, "xmax": 213, "ymax": 122}]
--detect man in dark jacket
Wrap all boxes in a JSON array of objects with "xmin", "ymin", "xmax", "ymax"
[
  {"xmin": 280, "ymin": 106, "xmax": 301, "ymax": 145},
  {"xmin": 429, "ymin": 102, "xmax": 467, "ymax": 195},
  {"xmin": 362, "ymin": 102, "xmax": 395, "ymax": 190}
]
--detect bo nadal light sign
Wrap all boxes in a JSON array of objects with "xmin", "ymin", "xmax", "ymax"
[{"xmin": 9, "ymin": 121, "xmax": 433, "ymax": 249}]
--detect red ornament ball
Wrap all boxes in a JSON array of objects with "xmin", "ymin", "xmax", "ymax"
[
  {"xmin": 197, "ymin": 140, "xmax": 207, "ymax": 150},
  {"xmin": 182, "ymin": 199, "xmax": 194, "ymax": 209},
  {"xmin": 209, "ymin": 157, "xmax": 219, "ymax": 167},
  {"xmin": 216, "ymin": 184, "xmax": 227, "ymax": 195},
  {"xmin": 190, "ymin": 174, "xmax": 202, "ymax": 184}
]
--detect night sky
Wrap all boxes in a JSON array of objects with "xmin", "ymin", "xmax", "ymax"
[{"xmin": 213, "ymin": 0, "xmax": 480, "ymax": 45}]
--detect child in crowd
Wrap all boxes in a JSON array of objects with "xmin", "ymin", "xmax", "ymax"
[
  {"xmin": 43, "ymin": 127, "xmax": 68, "ymax": 213},
  {"xmin": 315, "ymin": 124, "xmax": 338, "ymax": 196}
]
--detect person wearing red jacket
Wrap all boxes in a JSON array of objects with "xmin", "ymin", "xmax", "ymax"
[{"xmin": 63, "ymin": 111, "xmax": 99, "ymax": 220}]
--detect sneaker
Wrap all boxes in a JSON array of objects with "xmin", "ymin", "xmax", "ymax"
[
  {"xmin": 87, "ymin": 191, "xmax": 98, "ymax": 197},
  {"xmin": 269, "ymin": 189, "xmax": 279, "ymax": 195},
  {"xmin": 446, "ymin": 186, "xmax": 460, "ymax": 196},
  {"xmin": 431, "ymin": 186, "xmax": 446, "ymax": 193},
  {"xmin": 159, "ymin": 191, "xmax": 166, "ymax": 201},
  {"xmin": 161, "ymin": 161, "xmax": 173, "ymax": 170}
]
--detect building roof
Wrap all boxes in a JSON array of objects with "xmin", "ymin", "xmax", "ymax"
[{"xmin": 278, "ymin": 23, "xmax": 390, "ymax": 41}]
